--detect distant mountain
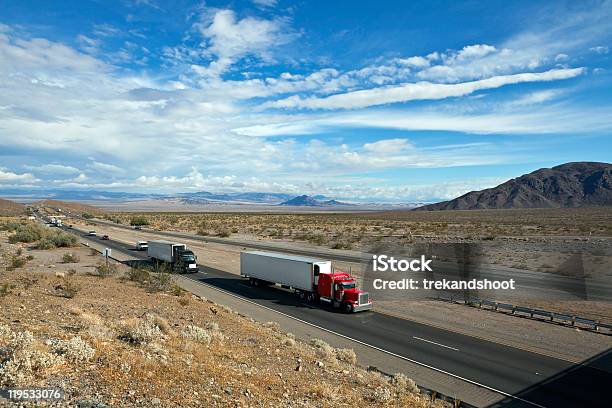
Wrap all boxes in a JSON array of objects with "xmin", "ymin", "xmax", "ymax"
[
  {"xmin": 279, "ymin": 195, "xmax": 352, "ymax": 207},
  {"xmin": 179, "ymin": 191, "xmax": 294, "ymax": 204},
  {"xmin": 0, "ymin": 198, "xmax": 26, "ymax": 216},
  {"xmin": 416, "ymin": 162, "xmax": 612, "ymax": 211}
]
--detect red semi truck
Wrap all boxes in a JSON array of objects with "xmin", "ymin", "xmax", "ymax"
[{"xmin": 240, "ymin": 251, "xmax": 373, "ymax": 313}]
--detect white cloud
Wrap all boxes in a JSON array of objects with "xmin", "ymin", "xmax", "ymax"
[
  {"xmin": 23, "ymin": 164, "xmax": 81, "ymax": 175},
  {"xmin": 590, "ymin": 46, "xmax": 609, "ymax": 54},
  {"xmin": 87, "ymin": 161, "xmax": 124, "ymax": 174},
  {"xmin": 456, "ymin": 44, "xmax": 497, "ymax": 61},
  {"xmin": 192, "ymin": 9, "xmax": 294, "ymax": 78},
  {"xmin": 0, "ymin": 168, "xmax": 37, "ymax": 183},
  {"xmin": 252, "ymin": 0, "xmax": 278, "ymax": 7},
  {"xmin": 263, "ymin": 68, "xmax": 584, "ymax": 110}
]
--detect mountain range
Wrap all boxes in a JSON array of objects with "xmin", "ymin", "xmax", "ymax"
[
  {"xmin": 279, "ymin": 195, "xmax": 352, "ymax": 207},
  {"xmin": 416, "ymin": 162, "xmax": 612, "ymax": 211}
]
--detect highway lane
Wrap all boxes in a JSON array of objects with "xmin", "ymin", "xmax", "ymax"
[
  {"xmin": 52, "ymin": 219, "xmax": 612, "ymax": 407},
  {"xmin": 72, "ymin": 217, "xmax": 612, "ymax": 302}
]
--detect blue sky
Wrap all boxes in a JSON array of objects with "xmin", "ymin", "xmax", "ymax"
[{"xmin": 0, "ymin": 0, "xmax": 611, "ymax": 201}]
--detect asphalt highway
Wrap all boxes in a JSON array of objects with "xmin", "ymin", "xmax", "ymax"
[
  {"xmin": 81, "ymin": 217, "xmax": 612, "ymax": 302},
  {"xmin": 47, "ymin": 217, "xmax": 612, "ymax": 407}
]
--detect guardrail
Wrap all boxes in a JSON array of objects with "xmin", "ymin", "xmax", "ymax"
[{"xmin": 436, "ymin": 292, "xmax": 612, "ymax": 335}]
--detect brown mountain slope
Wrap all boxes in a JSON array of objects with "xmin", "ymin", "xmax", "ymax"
[
  {"xmin": 0, "ymin": 198, "xmax": 26, "ymax": 216},
  {"xmin": 34, "ymin": 199, "xmax": 105, "ymax": 215},
  {"xmin": 416, "ymin": 162, "xmax": 612, "ymax": 211}
]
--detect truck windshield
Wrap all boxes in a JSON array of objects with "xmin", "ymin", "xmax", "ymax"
[
  {"xmin": 341, "ymin": 281, "xmax": 356, "ymax": 289},
  {"xmin": 181, "ymin": 254, "xmax": 195, "ymax": 262}
]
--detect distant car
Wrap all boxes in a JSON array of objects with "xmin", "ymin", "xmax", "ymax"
[
  {"xmin": 67, "ymin": 224, "xmax": 73, "ymax": 229},
  {"xmin": 88, "ymin": 230, "xmax": 97, "ymax": 236},
  {"xmin": 134, "ymin": 226, "xmax": 142, "ymax": 230},
  {"xmin": 101, "ymin": 235, "xmax": 110, "ymax": 240},
  {"xmin": 136, "ymin": 241, "xmax": 148, "ymax": 251}
]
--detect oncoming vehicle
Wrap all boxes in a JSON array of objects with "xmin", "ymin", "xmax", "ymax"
[
  {"xmin": 136, "ymin": 241, "xmax": 148, "ymax": 251},
  {"xmin": 88, "ymin": 230, "xmax": 97, "ymax": 236},
  {"xmin": 147, "ymin": 240, "xmax": 198, "ymax": 273},
  {"xmin": 101, "ymin": 235, "xmax": 109, "ymax": 240}
]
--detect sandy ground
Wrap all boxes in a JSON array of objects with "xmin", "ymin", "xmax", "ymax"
[{"xmin": 69, "ymin": 219, "xmax": 612, "ymax": 363}]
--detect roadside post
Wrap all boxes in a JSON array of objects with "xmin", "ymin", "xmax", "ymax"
[{"xmin": 103, "ymin": 248, "xmax": 112, "ymax": 267}]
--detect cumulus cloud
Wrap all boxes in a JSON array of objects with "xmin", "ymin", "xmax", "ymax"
[
  {"xmin": 191, "ymin": 9, "xmax": 294, "ymax": 78},
  {"xmin": 0, "ymin": 168, "xmax": 37, "ymax": 183}
]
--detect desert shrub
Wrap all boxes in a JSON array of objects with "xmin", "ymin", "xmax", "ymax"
[
  {"xmin": 178, "ymin": 297, "xmax": 190, "ymax": 306},
  {"xmin": 94, "ymin": 262, "xmax": 117, "ymax": 278},
  {"xmin": 126, "ymin": 268, "xmax": 150, "ymax": 284},
  {"xmin": 54, "ymin": 280, "xmax": 81, "ymax": 298},
  {"xmin": 310, "ymin": 338, "xmax": 336, "ymax": 361},
  {"xmin": 217, "ymin": 228, "xmax": 231, "ymax": 238},
  {"xmin": 336, "ymin": 348, "xmax": 357, "ymax": 365},
  {"xmin": 182, "ymin": 323, "xmax": 223, "ymax": 344},
  {"xmin": 148, "ymin": 272, "xmax": 173, "ymax": 292},
  {"xmin": 282, "ymin": 333, "xmax": 296, "ymax": 347},
  {"xmin": 8, "ymin": 224, "xmax": 45, "ymax": 243},
  {"xmin": 262, "ymin": 321, "xmax": 280, "ymax": 332},
  {"xmin": 0, "ymin": 283, "xmax": 14, "ymax": 296},
  {"xmin": 181, "ymin": 325, "xmax": 211, "ymax": 344},
  {"xmin": 81, "ymin": 213, "xmax": 94, "ymax": 219},
  {"xmin": 62, "ymin": 253, "xmax": 80, "ymax": 263},
  {"xmin": 129, "ymin": 215, "xmax": 149, "ymax": 226},
  {"xmin": 392, "ymin": 373, "xmax": 419, "ymax": 394},
  {"xmin": 0, "ymin": 325, "xmax": 64, "ymax": 387},
  {"xmin": 170, "ymin": 284, "xmax": 185, "ymax": 297},
  {"xmin": 7, "ymin": 255, "xmax": 27, "ymax": 270},
  {"xmin": 118, "ymin": 314, "xmax": 167, "ymax": 345},
  {"xmin": 50, "ymin": 336, "xmax": 95, "ymax": 362},
  {"xmin": 67, "ymin": 268, "xmax": 77, "ymax": 276}
]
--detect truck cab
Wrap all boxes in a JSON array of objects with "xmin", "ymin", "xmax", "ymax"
[
  {"xmin": 316, "ymin": 271, "xmax": 373, "ymax": 313},
  {"xmin": 176, "ymin": 248, "xmax": 198, "ymax": 273}
]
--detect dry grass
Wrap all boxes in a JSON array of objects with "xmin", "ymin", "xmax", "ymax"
[{"xmin": 0, "ymin": 268, "xmax": 442, "ymax": 407}]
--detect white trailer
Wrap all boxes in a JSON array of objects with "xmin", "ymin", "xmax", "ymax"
[
  {"xmin": 147, "ymin": 240, "xmax": 198, "ymax": 273},
  {"xmin": 148, "ymin": 240, "xmax": 186, "ymax": 263},
  {"xmin": 240, "ymin": 251, "xmax": 331, "ymax": 291}
]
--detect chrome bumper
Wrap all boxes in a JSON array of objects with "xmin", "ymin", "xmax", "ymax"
[{"xmin": 353, "ymin": 302, "xmax": 374, "ymax": 312}]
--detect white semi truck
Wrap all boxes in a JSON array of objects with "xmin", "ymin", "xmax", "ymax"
[
  {"xmin": 147, "ymin": 240, "xmax": 199, "ymax": 273},
  {"xmin": 240, "ymin": 251, "xmax": 373, "ymax": 313}
]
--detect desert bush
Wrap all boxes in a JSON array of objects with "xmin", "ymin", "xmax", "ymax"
[
  {"xmin": 62, "ymin": 253, "xmax": 80, "ymax": 263},
  {"xmin": 0, "ymin": 283, "xmax": 14, "ymax": 296},
  {"xmin": 118, "ymin": 314, "xmax": 166, "ymax": 345},
  {"xmin": 7, "ymin": 255, "xmax": 27, "ymax": 270},
  {"xmin": 54, "ymin": 280, "xmax": 81, "ymax": 298},
  {"xmin": 49, "ymin": 336, "xmax": 95, "ymax": 362},
  {"xmin": 262, "ymin": 321, "xmax": 280, "ymax": 331},
  {"xmin": 94, "ymin": 262, "xmax": 117, "ymax": 278},
  {"xmin": 81, "ymin": 213, "xmax": 94, "ymax": 219},
  {"xmin": 130, "ymin": 215, "xmax": 149, "ymax": 226},
  {"xmin": 392, "ymin": 372, "xmax": 419, "ymax": 394},
  {"xmin": 336, "ymin": 348, "xmax": 357, "ymax": 365},
  {"xmin": 8, "ymin": 223, "xmax": 45, "ymax": 243},
  {"xmin": 181, "ymin": 325, "xmax": 211, "ymax": 344},
  {"xmin": 217, "ymin": 228, "xmax": 231, "ymax": 238},
  {"xmin": 126, "ymin": 268, "xmax": 150, "ymax": 284},
  {"xmin": 0, "ymin": 325, "xmax": 64, "ymax": 387},
  {"xmin": 178, "ymin": 297, "xmax": 190, "ymax": 306},
  {"xmin": 148, "ymin": 272, "xmax": 173, "ymax": 292},
  {"xmin": 170, "ymin": 284, "xmax": 185, "ymax": 297},
  {"xmin": 310, "ymin": 338, "xmax": 336, "ymax": 361}
]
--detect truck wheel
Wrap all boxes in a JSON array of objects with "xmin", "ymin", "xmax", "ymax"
[
  {"xmin": 306, "ymin": 293, "xmax": 315, "ymax": 302},
  {"xmin": 298, "ymin": 291, "xmax": 305, "ymax": 300},
  {"xmin": 344, "ymin": 303, "xmax": 354, "ymax": 313}
]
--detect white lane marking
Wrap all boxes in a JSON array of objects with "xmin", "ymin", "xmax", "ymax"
[
  {"xmin": 181, "ymin": 276, "xmax": 546, "ymax": 408},
  {"xmin": 413, "ymin": 336, "xmax": 459, "ymax": 351}
]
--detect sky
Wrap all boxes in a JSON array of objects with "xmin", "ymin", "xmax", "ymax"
[{"xmin": 0, "ymin": 0, "xmax": 611, "ymax": 202}]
